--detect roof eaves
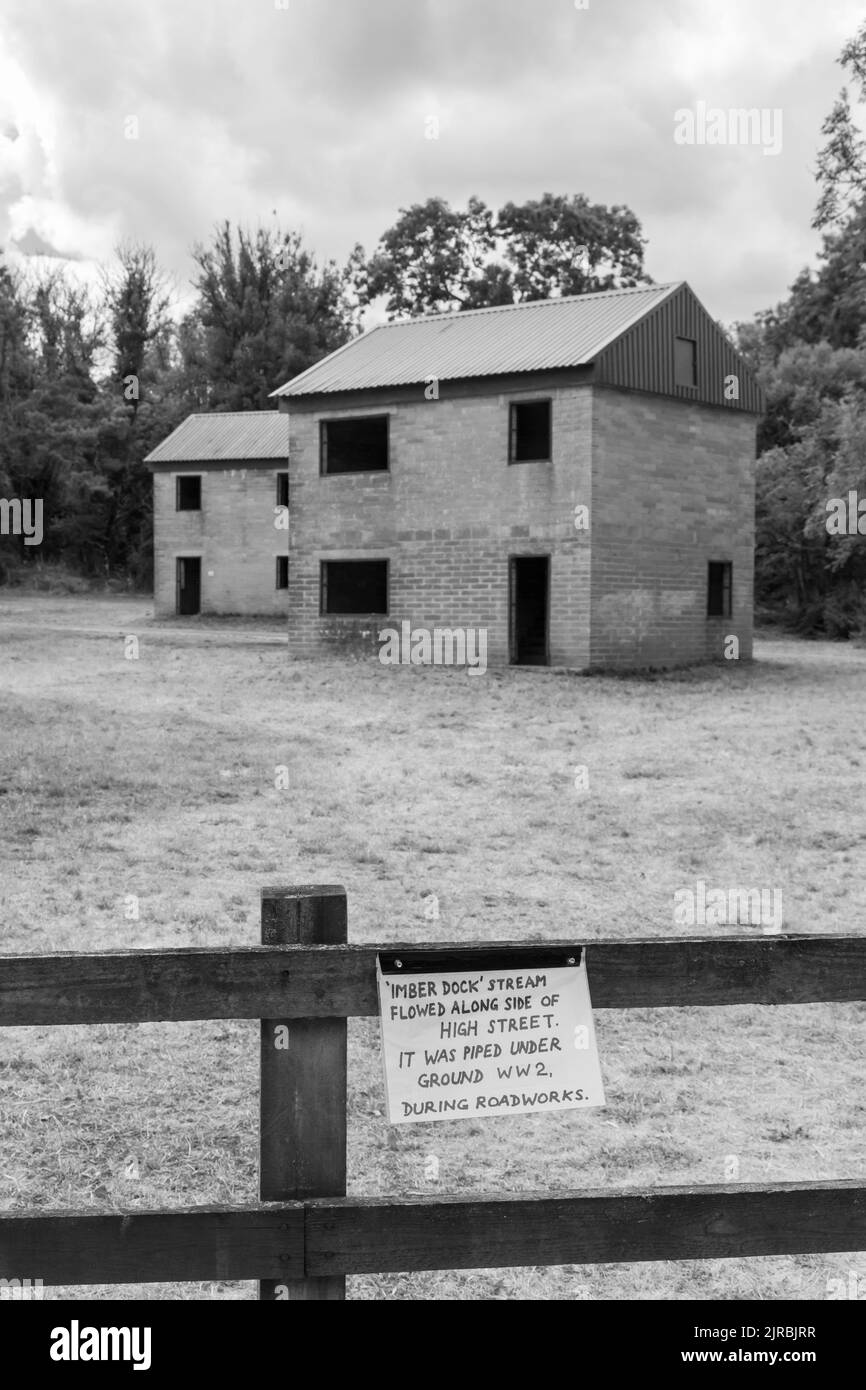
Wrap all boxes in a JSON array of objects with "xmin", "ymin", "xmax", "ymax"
[{"xmin": 281, "ymin": 361, "xmax": 599, "ymax": 400}]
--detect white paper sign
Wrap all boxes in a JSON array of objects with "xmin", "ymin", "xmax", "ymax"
[{"xmin": 376, "ymin": 955, "xmax": 606, "ymax": 1124}]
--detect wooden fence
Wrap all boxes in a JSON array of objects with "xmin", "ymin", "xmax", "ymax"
[{"xmin": 1, "ymin": 884, "xmax": 865, "ymax": 1299}]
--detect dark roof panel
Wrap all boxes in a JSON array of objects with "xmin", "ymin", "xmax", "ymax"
[{"xmin": 594, "ymin": 282, "xmax": 765, "ymax": 413}]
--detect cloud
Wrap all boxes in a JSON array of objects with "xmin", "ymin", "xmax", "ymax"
[
  {"xmin": 0, "ymin": 0, "xmax": 864, "ymax": 323},
  {"xmin": 11, "ymin": 225, "xmax": 81, "ymax": 258}
]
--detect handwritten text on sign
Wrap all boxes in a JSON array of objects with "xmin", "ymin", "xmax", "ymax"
[{"xmin": 377, "ymin": 958, "xmax": 606, "ymax": 1124}]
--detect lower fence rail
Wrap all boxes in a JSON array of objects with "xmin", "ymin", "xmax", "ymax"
[{"xmin": 2, "ymin": 1181, "xmax": 865, "ymax": 1286}]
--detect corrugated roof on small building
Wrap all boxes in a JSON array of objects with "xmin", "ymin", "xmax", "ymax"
[
  {"xmin": 145, "ymin": 411, "xmax": 289, "ymax": 464},
  {"xmin": 270, "ymin": 283, "xmax": 681, "ymax": 398}
]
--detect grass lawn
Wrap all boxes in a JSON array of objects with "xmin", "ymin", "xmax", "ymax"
[{"xmin": 0, "ymin": 594, "xmax": 864, "ymax": 1300}]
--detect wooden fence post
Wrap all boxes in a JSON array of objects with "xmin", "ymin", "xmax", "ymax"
[{"xmin": 259, "ymin": 884, "xmax": 348, "ymax": 1300}]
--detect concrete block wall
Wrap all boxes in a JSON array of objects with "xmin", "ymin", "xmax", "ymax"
[
  {"xmin": 152, "ymin": 461, "xmax": 289, "ymax": 617},
  {"xmin": 589, "ymin": 389, "xmax": 757, "ymax": 668},
  {"xmin": 284, "ymin": 385, "xmax": 593, "ymax": 666}
]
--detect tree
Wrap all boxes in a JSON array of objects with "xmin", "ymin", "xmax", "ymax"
[
  {"xmin": 743, "ymin": 205, "xmax": 866, "ymax": 361},
  {"xmin": 93, "ymin": 243, "xmax": 180, "ymax": 583},
  {"xmin": 361, "ymin": 193, "xmax": 651, "ymax": 319},
  {"xmin": 755, "ymin": 340, "xmax": 866, "ymax": 453},
  {"xmin": 753, "ymin": 348, "xmax": 866, "ymax": 634},
  {"xmin": 100, "ymin": 242, "xmax": 174, "ymax": 419},
  {"xmin": 0, "ymin": 263, "xmax": 35, "ymax": 582},
  {"xmin": 361, "ymin": 196, "xmax": 503, "ymax": 317},
  {"xmin": 496, "ymin": 193, "xmax": 648, "ymax": 300},
  {"xmin": 0, "ymin": 263, "xmax": 33, "ymax": 446},
  {"xmin": 807, "ymin": 393, "xmax": 866, "ymax": 566},
  {"xmin": 759, "ymin": 391, "xmax": 866, "ymax": 636},
  {"xmin": 189, "ymin": 222, "xmax": 361, "ymax": 410},
  {"xmin": 814, "ymin": 18, "xmax": 866, "ymax": 229},
  {"xmin": 172, "ymin": 313, "xmax": 210, "ymax": 413},
  {"xmin": 0, "ymin": 265, "xmax": 106, "ymax": 576}
]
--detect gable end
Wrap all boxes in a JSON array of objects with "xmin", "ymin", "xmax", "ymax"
[{"xmin": 592, "ymin": 283, "xmax": 764, "ymax": 413}]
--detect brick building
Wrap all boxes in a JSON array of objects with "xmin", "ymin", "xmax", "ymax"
[
  {"xmin": 270, "ymin": 282, "xmax": 763, "ymax": 670},
  {"xmin": 146, "ymin": 412, "xmax": 289, "ymax": 617}
]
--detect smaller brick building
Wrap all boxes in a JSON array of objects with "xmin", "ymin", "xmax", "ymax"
[{"xmin": 146, "ymin": 412, "xmax": 289, "ymax": 617}]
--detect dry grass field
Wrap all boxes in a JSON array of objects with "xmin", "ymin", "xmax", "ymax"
[{"xmin": 1, "ymin": 593, "xmax": 864, "ymax": 1300}]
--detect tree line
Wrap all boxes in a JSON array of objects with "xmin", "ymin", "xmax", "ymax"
[{"xmin": 732, "ymin": 17, "xmax": 866, "ymax": 636}]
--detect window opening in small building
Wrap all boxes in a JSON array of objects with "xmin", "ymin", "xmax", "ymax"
[{"xmin": 176, "ymin": 476, "xmax": 201, "ymax": 510}]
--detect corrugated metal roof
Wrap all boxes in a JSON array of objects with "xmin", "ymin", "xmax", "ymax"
[
  {"xmin": 144, "ymin": 411, "xmax": 289, "ymax": 463},
  {"xmin": 270, "ymin": 283, "xmax": 681, "ymax": 397}
]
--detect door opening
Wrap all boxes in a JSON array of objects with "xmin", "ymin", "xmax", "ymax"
[
  {"xmin": 176, "ymin": 557, "xmax": 201, "ymax": 615},
  {"xmin": 510, "ymin": 556, "xmax": 549, "ymax": 665}
]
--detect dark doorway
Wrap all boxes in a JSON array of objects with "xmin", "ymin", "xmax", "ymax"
[
  {"xmin": 510, "ymin": 556, "xmax": 549, "ymax": 665},
  {"xmin": 176, "ymin": 557, "xmax": 201, "ymax": 615}
]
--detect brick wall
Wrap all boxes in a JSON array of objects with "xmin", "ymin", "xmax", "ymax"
[
  {"xmin": 589, "ymin": 389, "xmax": 757, "ymax": 668},
  {"xmin": 152, "ymin": 461, "xmax": 288, "ymax": 617},
  {"xmin": 284, "ymin": 384, "xmax": 594, "ymax": 666}
]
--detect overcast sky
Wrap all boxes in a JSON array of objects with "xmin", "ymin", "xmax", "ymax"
[{"xmin": 0, "ymin": 0, "xmax": 863, "ymax": 329}]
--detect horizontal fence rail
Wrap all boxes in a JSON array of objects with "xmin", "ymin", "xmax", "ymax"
[
  {"xmin": 2, "ymin": 935, "xmax": 866, "ymax": 1026},
  {"xmin": 2, "ymin": 1182, "xmax": 866, "ymax": 1285},
  {"xmin": 304, "ymin": 1181, "xmax": 866, "ymax": 1274},
  {"xmin": 0, "ymin": 1207, "xmax": 305, "ymax": 1285}
]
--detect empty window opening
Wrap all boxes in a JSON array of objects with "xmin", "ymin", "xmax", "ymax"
[
  {"xmin": 321, "ymin": 416, "xmax": 389, "ymax": 474},
  {"xmin": 707, "ymin": 561, "xmax": 732, "ymax": 617},
  {"xmin": 276, "ymin": 556, "xmax": 288, "ymax": 590},
  {"xmin": 510, "ymin": 400, "xmax": 552, "ymax": 463},
  {"xmin": 276, "ymin": 472, "xmax": 289, "ymax": 507},
  {"xmin": 176, "ymin": 557, "xmax": 201, "ymax": 615},
  {"xmin": 176, "ymin": 476, "xmax": 201, "ymax": 510},
  {"xmin": 675, "ymin": 336, "xmax": 697, "ymax": 388},
  {"xmin": 510, "ymin": 556, "xmax": 550, "ymax": 665},
  {"xmin": 321, "ymin": 559, "xmax": 388, "ymax": 614}
]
